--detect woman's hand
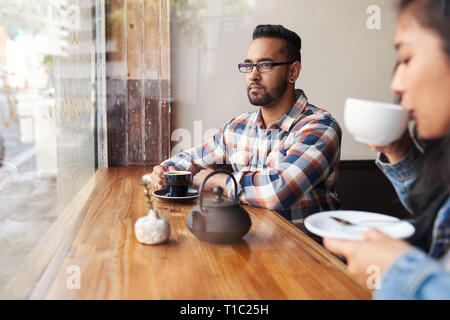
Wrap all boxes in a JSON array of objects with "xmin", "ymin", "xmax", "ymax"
[
  {"xmin": 366, "ymin": 132, "xmax": 412, "ymax": 164},
  {"xmin": 323, "ymin": 229, "xmax": 412, "ymax": 287}
]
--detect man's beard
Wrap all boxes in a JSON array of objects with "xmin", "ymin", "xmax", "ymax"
[{"xmin": 247, "ymin": 81, "xmax": 288, "ymax": 107}]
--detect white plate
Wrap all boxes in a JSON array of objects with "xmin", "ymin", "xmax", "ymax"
[{"xmin": 304, "ymin": 210, "xmax": 415, "ymax": 241}]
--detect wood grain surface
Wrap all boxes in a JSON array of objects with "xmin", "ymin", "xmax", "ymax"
[{"xmin": 41, "ymin": 167, "xmax": 371, "ymax": 300}]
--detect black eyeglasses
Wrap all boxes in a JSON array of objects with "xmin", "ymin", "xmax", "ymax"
[{"xmin": 238, "ymin": 61, "xmax": 294, "ymax": 73}]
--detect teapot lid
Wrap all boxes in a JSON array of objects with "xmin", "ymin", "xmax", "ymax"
[{"xmin": 200, "ymin": 186, "xmax": 240, "ymax": 209}]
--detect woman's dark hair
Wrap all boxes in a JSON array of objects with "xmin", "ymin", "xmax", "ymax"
[
  {"xmin": 400, "ymin": 0, "xmax": 450, "ymax": 55},
  {"xmin": 409, "ymin": 134, "xmax": 450, "ymax": 254},
  {"xmin": 399, "ymin": 0, "xmax": 450, "ymax": 255}
]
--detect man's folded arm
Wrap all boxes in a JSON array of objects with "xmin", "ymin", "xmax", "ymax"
[
  {"xmin": 227, "ymin": 118, "xmax": 341, "ymax": 211},
  {"xmin": 161, "ymin": 121, "xmax": 231, "ymax": 171}
]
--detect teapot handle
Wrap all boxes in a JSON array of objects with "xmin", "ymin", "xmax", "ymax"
[{"xmin": 198, "ymin": 170, "xmax": 238, "ymax": 212}]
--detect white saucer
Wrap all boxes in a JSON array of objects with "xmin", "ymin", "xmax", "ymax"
[{"xmin": 304, "ymin": 210, "xmax": 415, "ymax": 241}]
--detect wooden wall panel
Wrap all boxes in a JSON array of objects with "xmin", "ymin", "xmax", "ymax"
[
  {"xmin": 126, "ymin": 0, "xmax": 143, "ymax": 80},
  {"xmin": 127, "ymin": 79, "xmax": 143, "ymax": 164},
  {"xmin": 107, "ymin": 79, "xmax": 128, "ymax": 166},
  {"xmin": 106, "ymin": 0, "xmax": 128, "ymax": 166},
  {"xmin": 106, "ymin": 0, "xmax": 171, "ymax": 166},
  {"xmin": 126, "ymin": 0, "xmax": 143, "ymax": 165},
  {"xmin": 143, "ymin": 0, "xmax": 160, "ymax": 165},
  {"xmin": 160, "ymin": 0, "xmax": 171, "ymax": 80},
  {"xmin": 144, "ymin": 80, "xmax": 160, "ymax": 164},
  {"xmin": 160, "ymin": 79, "xmax": 170, "ymax": 162},
  {"xmin": 144, "ymin": 0, "xmax": 158, "ymax": 79},
  {"xmin": 159, "ymin": 0, "xmax": 171, "ymax": 162}
]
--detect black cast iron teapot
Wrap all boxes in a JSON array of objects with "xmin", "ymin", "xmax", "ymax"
[{"xmin": 186, "ymin": 170, "xmax": 252, "ymax": 243}]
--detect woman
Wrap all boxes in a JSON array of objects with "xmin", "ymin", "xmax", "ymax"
[{"xmin": 324, "ymin": 0, "xmax": 450, "ymax": 299}]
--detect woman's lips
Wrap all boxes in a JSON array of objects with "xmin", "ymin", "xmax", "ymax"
[
  {"xmin": 400, "ymin": 102, "xmax": 416, "ymax": 120},
  {"xmin": 404, "ymin": 107, "xmax": 416, "ymax": 121}
]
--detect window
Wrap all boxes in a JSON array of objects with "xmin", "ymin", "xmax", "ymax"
[{"xmin": 0, "ymin": 0, "xmax": 101, "ymax": 299}]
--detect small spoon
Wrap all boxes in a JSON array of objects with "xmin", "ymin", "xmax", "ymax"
[{"xmin": 330, "ymin": 216, "xmax": 415, "ymax": 227}]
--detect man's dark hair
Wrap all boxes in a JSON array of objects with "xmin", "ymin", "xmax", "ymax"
[{"xmin": 252, "ymin": 24, "xmax": 302, "ymax": 63}]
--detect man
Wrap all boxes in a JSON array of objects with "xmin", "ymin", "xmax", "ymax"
[{"xmin": 151, "ymin": 24, "xmax": 342, "ymax": 224}]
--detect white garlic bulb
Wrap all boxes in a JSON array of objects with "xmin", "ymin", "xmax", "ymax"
[{"xmin": 135, "ymin": 209, "xmax": 170, "ymax": 245}]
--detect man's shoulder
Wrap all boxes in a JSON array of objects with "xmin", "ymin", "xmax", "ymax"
[
  {"xmin": 302, "ymin": 103, "xmax": 335, "ymax": 119},
  {"xmin": 223, "ymin": 109, "xmax": 258, "ymax": 130},
  {"xmin": 296, "ymin": 103, "xmax": 341, "ymax": 132}
]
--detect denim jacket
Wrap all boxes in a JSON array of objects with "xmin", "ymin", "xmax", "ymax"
[{"xmin": 373, "ymin": 146, "xmax": 450, "ymax": 299}]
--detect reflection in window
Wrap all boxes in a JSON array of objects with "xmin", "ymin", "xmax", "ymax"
[{"xmin": 0, "ymin": 0, "xmax": 97, "ymax": 299}]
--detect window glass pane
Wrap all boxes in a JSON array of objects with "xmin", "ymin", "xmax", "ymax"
[{"xmin": 0, "ymin": 0, "xmax": 97, "ymax": 299}]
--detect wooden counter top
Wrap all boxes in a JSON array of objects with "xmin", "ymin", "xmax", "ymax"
[{"xmin": 36, "ymin": 167, "xmax": 370, "ymax": 300}]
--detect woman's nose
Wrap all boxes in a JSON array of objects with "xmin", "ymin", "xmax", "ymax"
[{"xmin": 391, "ymin": 64, "xmax": 405, "ymax": 96}]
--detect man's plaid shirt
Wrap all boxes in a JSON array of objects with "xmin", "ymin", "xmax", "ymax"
[{"xmin": 162, "ymin": 89, "xmax": 342, "ymax": 223}]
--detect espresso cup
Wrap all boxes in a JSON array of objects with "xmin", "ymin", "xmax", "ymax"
[{"xmin": 164, "ymin": 171, "xmax": 192, "ymax": 197}]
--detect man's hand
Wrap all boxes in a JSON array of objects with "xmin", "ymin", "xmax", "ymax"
[
  {"xmin": 150, "ymin": 165, "xmax": 179, "ymax": 190},
  {"xmin": 193, "ymin": 168, "xmax": 229, "ymax": 194},
  {"xmin": 323, "ymin": 229, "xmax": 411, "ymax": 287}
]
